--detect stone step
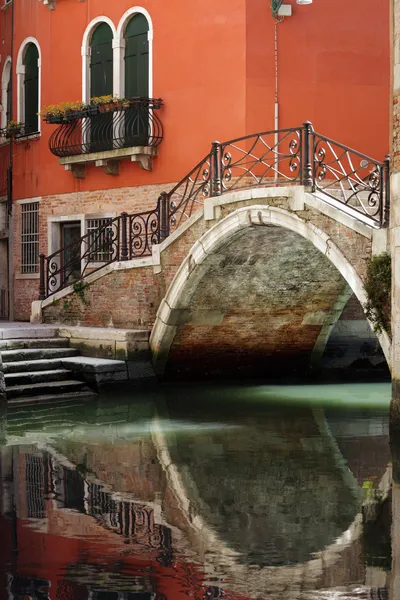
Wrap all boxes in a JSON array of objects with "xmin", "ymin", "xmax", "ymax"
[
  {"xmin": 6, "ymin": 379, "xmax": 90, "ymax": 399},
  {"xmin": 0, "ymin": 326, "xmax": 59, "ymax": 340},
  {"xmin": 2, "ymin": 358, "xmax": 63, "ymax": 374},
  {"xmin": 8, "ymin": 390, "xmax": 97, "ymax": 406},
  {"xmin": 1, "ymin": 348, "xmax": 79, "ymax": 363},
  {"xmin": 5, "ymin": 369, "xmax": 74, "ymax": 386},
  {"xmin": 0, "ymin": 338, "xmax": 69, "ymax": 351}
]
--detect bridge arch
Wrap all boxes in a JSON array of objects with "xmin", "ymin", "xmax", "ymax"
[{"xmin": 150, "ymin": 203, "xmax": 391, "ymax": 376}]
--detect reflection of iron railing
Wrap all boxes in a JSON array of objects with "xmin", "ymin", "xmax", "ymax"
[
  {"xmin": 39, "ymin": 122, "xmax": 390, "ymax": 299},
  {"xmin": 48, "ymin": 98, "xmax": 163, "ymax": 158}
]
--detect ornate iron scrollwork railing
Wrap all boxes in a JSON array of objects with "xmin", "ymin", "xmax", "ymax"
[
  {"xmin": 48, "ymin": 98, "xmax": 163, "ymax": 158},
  {"xmin": 39, "ymin": 121, "xmax": 390, "ymax": 299},
  {"xmin": 311, "ymin": 130, "xmax": 390, "ymax": 227},
  {"xmin": 220, "ymin": 126, "xmax": 303, "ymax": 192}
]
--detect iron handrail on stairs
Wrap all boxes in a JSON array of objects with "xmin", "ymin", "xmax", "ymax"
[{"xmin": 39, "ymin": 121, "xmax": 390, "ymax": 299}]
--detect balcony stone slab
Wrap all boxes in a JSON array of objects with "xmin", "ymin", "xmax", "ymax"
[{"xmin": 59, "ymin": 146, "xmax": 158, "ymax": 178}]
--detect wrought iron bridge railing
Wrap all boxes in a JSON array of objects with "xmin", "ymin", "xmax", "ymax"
[
  {"xmin": 48, "ymin": 97, "xmax": 163, "ymax": 157},
  {"xmin": 39, "ymin": 121, "xmax": 390, "ymax": 299}
]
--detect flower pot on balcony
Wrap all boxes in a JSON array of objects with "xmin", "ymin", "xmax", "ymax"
[
  {"xmin": 5, "ymin": 126, "xmax": 22, "ymax": 138},
  {"xmin": 46, "ymin": 114, "xmax": 64, "ymax": 124}
]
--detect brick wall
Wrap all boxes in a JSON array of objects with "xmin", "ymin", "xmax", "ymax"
[{"xmin": 13, "ymin": 182, "xmax": 170, "ymax": 320}]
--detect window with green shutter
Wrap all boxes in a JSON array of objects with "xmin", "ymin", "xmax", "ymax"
[
  {"xmin": 124, "ymin": 15, "xmax": 149, "ymax": 147},
  {"xmin": 124, "ymin": 14, "xmax": 149, "ymax": 98},
  {"xmin": 90, "ymin": 23, "xmax": 113, "ymax": 151},
  {"xmin": 23, "ymin": 44, "xmax": 39, "ymax": 134}
]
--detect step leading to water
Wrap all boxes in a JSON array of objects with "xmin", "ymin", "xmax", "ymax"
[
  {"xmin": 1, "ymin": 348, "xmax": 79, "ymax": 362},
  {"xmin": 0, "ymin": 326, "xmax": 59, "ymax": 340},
  {"xmin": 0, "ymin": 338, "xmax": 70, "ymax": 351},
  {"xmin": 2, "ymin": 358, "xmax": 64, "ymax": 374},
  {"xmin": 4, "ymin": 369, "xmax": 75, "ymax": 386},
  {"xmin": 6, "ymin": 379, "xmax": 91, "ymax": 399},
  {"xmin": 7, "ymin": 390, "xmax": 97, "ymax": 406}
]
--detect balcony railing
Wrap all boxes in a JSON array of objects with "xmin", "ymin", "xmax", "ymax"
[
  {"xmin": 39, "ymin": 121, "xmax": 390, "ymax": 299},
  {"xmin": 48, "ymin": 97, "xmax": 163, "ymax": 158}
]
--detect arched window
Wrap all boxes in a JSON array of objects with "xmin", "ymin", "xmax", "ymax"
[
  {"xmin": 124, "ymin": 14, "xmax": 149, "ymax": 98},
  {"xmin": 1, "ymin": 58, "xmax": 11, "ymax": 130},
  {"xmin": 90, "ymin": 23, "xmax": 113, "ymax": 151},
  {"xmin": 23, "ymin": 43, "xmax": 39, "ymax": 133}
]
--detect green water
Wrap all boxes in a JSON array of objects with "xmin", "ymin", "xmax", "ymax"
[{"xmin": 0, "ymin": 382, "xmax": 393, "ymax": 599}]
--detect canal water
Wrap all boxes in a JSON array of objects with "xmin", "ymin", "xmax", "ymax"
[{"xmin": 0, "ymin": 381, "xmax": 394, "ymax": 599}]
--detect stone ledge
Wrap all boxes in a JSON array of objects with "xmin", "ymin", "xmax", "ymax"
[
  {"xmin": 60, "ymin": 146, "xmax": 158, "ymax": 178},
  {"xmin": 61, "ymin": 356, "xmax": 127, "ymax": 373}
]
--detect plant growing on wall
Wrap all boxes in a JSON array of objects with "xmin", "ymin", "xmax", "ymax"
[{"xmin": 363, "ymin": 252, "xmax": 391, "ymax": 336}]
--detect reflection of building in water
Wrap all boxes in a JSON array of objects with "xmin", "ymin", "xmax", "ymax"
[
  {"xmin": 0, "ymin": 445, "xmax": 188, "ymax": 600},
  {"xmin": 0, "ymin": 404, "xmax": 394, "ymax": 600}
]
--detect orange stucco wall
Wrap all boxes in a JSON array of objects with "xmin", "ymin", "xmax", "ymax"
[{"xmin": 0, "ymin": 0, "xmax": 390, "ymax": 202}]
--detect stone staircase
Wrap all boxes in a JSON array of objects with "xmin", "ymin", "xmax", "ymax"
[{"xmin": 0, "ymin": 325, "xmax": 125, "ymax": 404}]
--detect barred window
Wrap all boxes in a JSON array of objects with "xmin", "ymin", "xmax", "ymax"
[
  {"xmin": 86, "ymin": 218, "xmax": 113, "ymax": 262},
  {"xmin": 21, "ymin": 202, "xmax": 39, "ymax": 274}
]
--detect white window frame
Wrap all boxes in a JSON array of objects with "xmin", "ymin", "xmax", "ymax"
[
  {"xmin": 16, "ymin": 37, "xmax": 42, "ymax": 134},
  {"xmin": 81, "ymin": 17, "xmax": 117, "ymax": 103},
  {"xmin": 115, "ymin": 7, "xmax": 153, "ymax": 100}
]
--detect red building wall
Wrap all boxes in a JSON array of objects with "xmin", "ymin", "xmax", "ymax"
[
  {"xmin": 0, "ymin": 0, "xmax": 391, "ymax": 319},
  {"xmin": 0, "ymin": 0, "xmax": 390, "ymax": 202}
]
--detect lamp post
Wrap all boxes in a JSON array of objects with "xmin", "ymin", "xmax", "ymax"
[{"xmin": 271, "ymin": 0, "xmax": 313, "ymax": 18}]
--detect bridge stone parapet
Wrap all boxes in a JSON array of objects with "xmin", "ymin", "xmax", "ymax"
[{"xmin": 37, "ymin": 186, "xmax": 391, "ymax": 379}]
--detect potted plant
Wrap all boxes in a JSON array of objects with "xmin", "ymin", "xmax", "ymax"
[
  {"xmin": 90, "ymin": 95, "xmax": 114, "ymax": 113},
  {"xmin": 5, "ymin": 120, "xmax": 23, "ymax": 138},
  {"xmin": 41, "ymin": 101, "xmax": 89, "ymax": 123}
]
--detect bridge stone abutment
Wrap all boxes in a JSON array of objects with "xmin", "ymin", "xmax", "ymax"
[
  {"xmin": 39, "ymin": 187, "xmax": 390, "ymax": 378},
  {"xmin": 150, "ymin": 190, "xmax": 390, "ymax": 378}
]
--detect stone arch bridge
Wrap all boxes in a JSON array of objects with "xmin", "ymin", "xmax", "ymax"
[{"xmin": 35, "ymin": 123, "xmax": 391, "ymax": 378}]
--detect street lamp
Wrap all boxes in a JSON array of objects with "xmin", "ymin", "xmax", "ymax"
[{"xmin": 271, "ymin": 0, "xmax": 312, "ymax": 18}]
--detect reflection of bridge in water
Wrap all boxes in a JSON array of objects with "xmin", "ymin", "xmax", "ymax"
[{"xmin": 0, "ymin": 392, "xmax": 393, "ymax": 599}]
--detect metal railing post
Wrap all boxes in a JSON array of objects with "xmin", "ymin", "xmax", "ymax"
[
  {"xmin": 39, "ymin": 253, "xmax": 46, "ymax": 300},
  {"xmin": 302, "ymin": 121, "xmax": 313, "ymax": 188},
  {"xmin": 120, "ymin": 212, "xmax": 128, "ymax": 260},
  {"xmin": 211, "ymin": 141, "xmax": 222, "ymax": 197},
  {"xmin": 384, "ymin": 154, "xmax": 391, "ymax": 227},
  {"xmin": 159, "ymin": 192, "xmax": 169, "ymax": 242}
]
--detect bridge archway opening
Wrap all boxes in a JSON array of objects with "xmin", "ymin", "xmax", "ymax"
[{"xmin": 151, "ymin": 205, "xmax": 390, "ymax": 380}]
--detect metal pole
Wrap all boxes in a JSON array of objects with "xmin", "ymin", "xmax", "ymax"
[
  {"xmin": 159, "ymin": 192, "xmax": 169, "ymax": 242},
  {"xmin": 120, "ymin": 212, "xmax": 128, "ymax": 260},
  {"xmin": 211, "ymin": 141, "xmax": 221, "ymax": 197},
  {"xmin": 38, "ymin": 253, "xmax": 45, "ymax": 300},
  {"xmin": 384, "ymin": 154, "xmax": 391, "ymax": 227},
  {"xmin": 302, "ymin": 121, "xmax": 313, "ymax": 188}
]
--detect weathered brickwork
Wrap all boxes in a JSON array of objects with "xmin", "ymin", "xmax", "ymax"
[
  {"xmin": 41, "ymin": 193, "xmax": 375, "ymax": 377},
  {"xmin": 13, "ymin": 182, "xmax": 170, "ymax": 320}
]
